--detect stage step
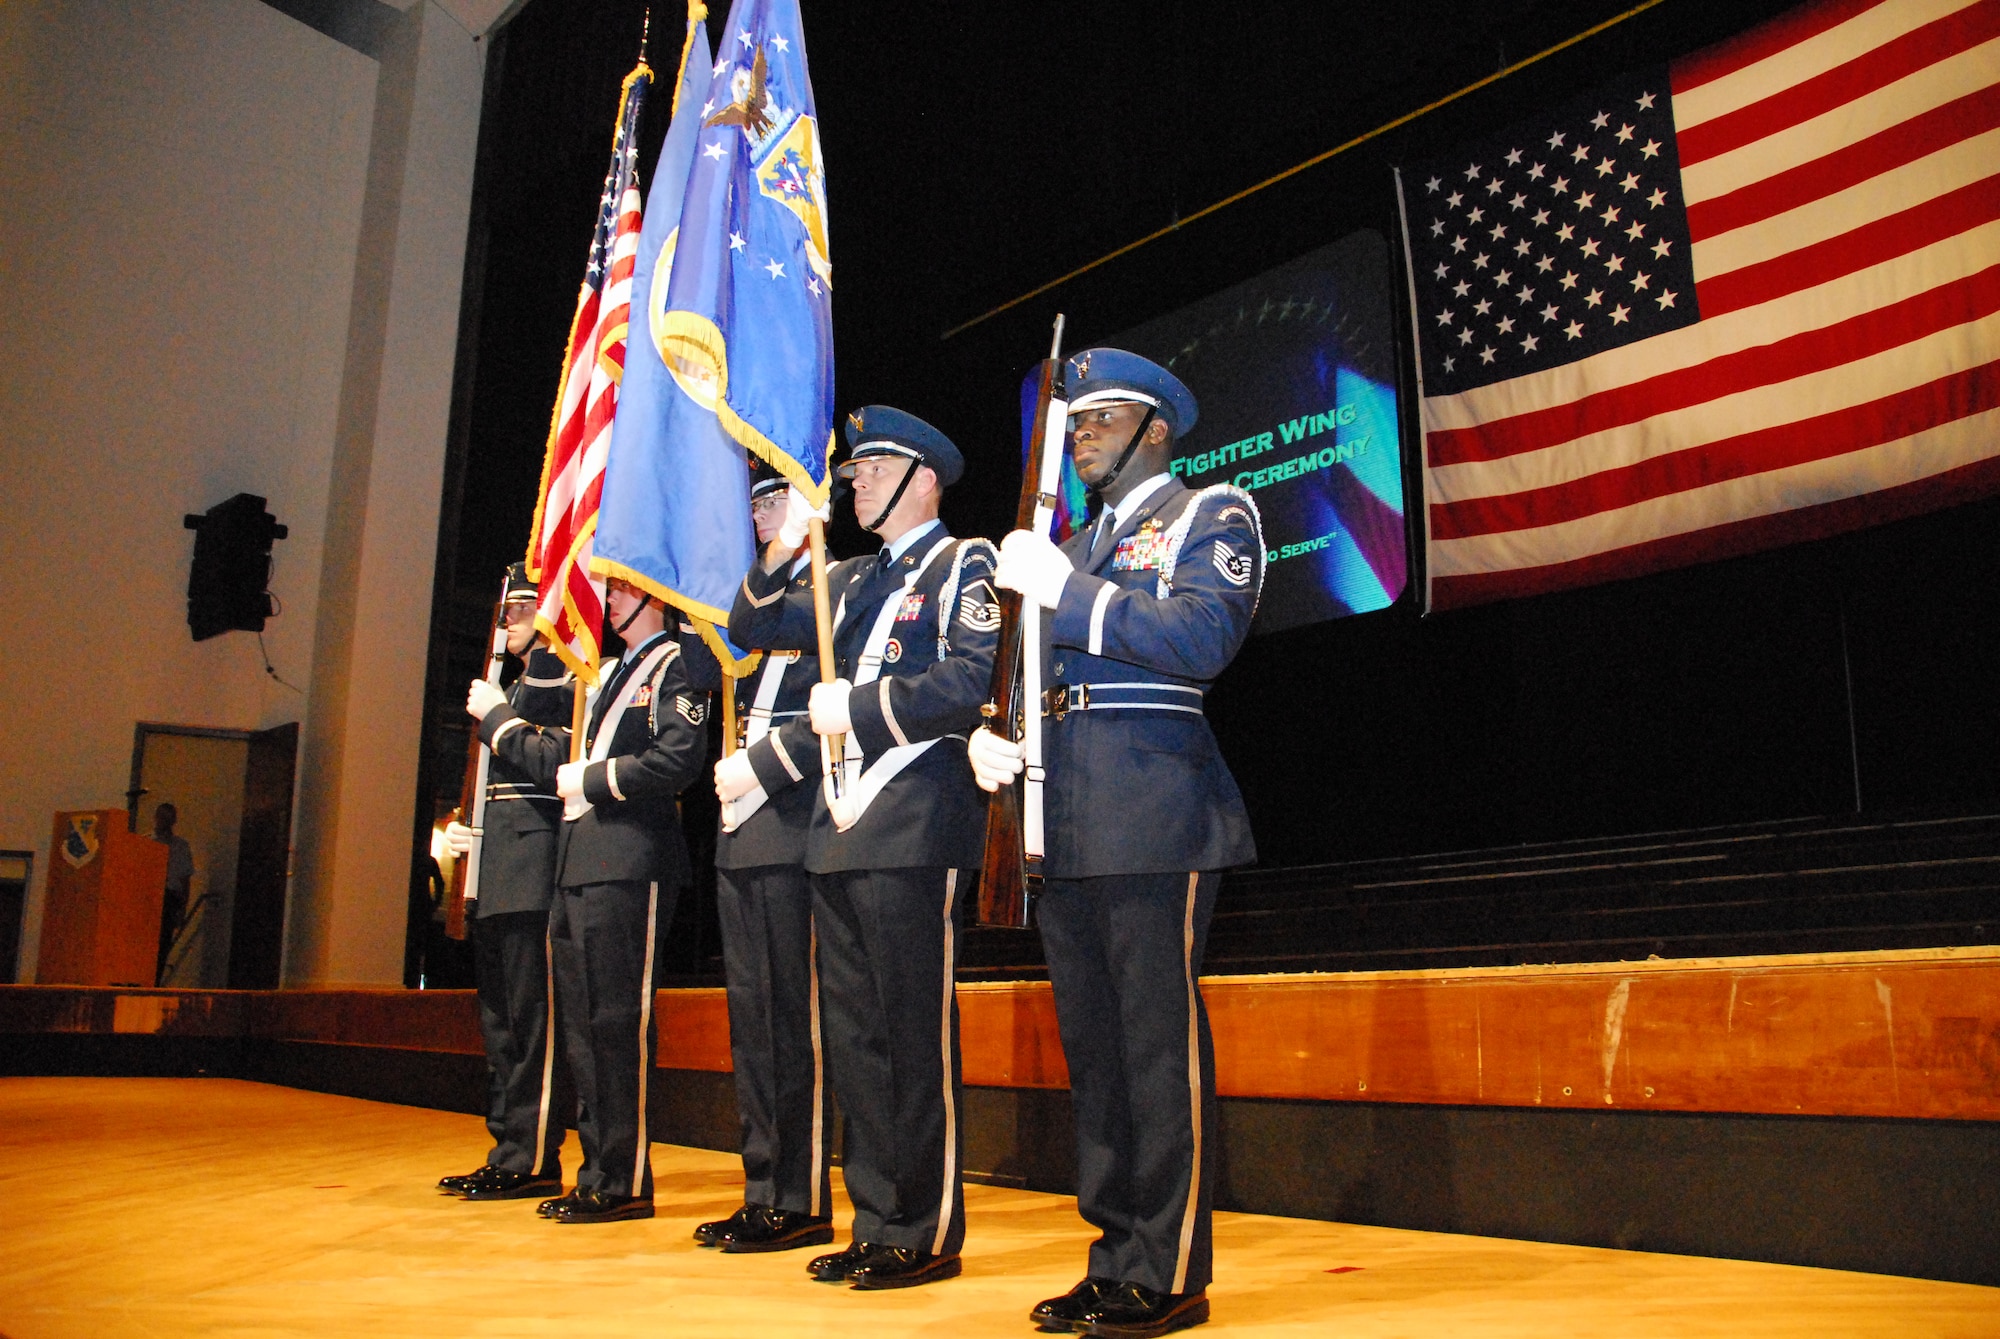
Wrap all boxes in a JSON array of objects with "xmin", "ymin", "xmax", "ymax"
[{"xmin": 956, "ymin": 811, "xmax": 2000, "ymax": 980}]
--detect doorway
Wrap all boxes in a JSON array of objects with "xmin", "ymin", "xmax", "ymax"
[{"xmin": 126, "ymin": 722, "xmax": 298, "ymax": 988}]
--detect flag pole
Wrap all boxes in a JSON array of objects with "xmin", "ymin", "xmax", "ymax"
[{"xmin": 808, "ymin": 517, "xmax": 843, "ymax": 785}]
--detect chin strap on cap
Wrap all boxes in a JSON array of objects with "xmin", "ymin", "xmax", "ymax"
[
  {"xmin": 1087, "ymin": 404, "xmax": 1159, "ymax": 500},
  {"xmin": 860, "ymin": 455, "xmax": 923, "ymax": 534}
]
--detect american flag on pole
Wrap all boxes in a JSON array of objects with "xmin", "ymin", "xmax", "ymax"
[
  {"xmin": 1396, "ymin": 0, "xmax": 2000, "ymax": 611},
  {"xmin": 525, "ymin": 59, "xmax": 652, "ymax": 680}
]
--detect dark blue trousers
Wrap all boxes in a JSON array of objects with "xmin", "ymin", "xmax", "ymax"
[
  {"xmin": 717, "ymin": 863, "xmax": 833, "ymax": 1215},
  {"xmin": 1039, "ymin": 870, "xmax": 1221, "ymax": 1295}
]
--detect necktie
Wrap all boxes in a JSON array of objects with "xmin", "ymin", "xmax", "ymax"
[{"xmin": 1089, "ymin": 513, "xmax": 1115, "ymax": 563}]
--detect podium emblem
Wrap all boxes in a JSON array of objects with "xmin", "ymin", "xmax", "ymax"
[{"xmin": 61, "ymin": 814, "xmax": 100, "ymax": 869}]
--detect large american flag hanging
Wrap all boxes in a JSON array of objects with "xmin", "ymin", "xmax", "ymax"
[
  {"xmin": 526, "ymin": 61, "xmax": 651, "ymax": 680},
  {"xmin": 1396, "ymin": 0, "xmax": 2000, "ymax": 611}
]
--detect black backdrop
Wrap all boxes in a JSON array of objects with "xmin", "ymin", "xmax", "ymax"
[{"xmin": 412, "ymin": 0, "xmax": 2000, "ymax": 982}]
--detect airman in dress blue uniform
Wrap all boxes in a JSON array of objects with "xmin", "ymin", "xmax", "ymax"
[
  {"xmin": 472, "ymin": 575, "xmax": 710, "ymax": 1224},
  {"xmin": 727, "ymin": 408, "xmax": 1000, "ymax": 1290},
  {"xmin": 975, "ymin": 350, "xmax": 1264, "ymax": 1337},
  {"xmin": 696, "ymin": 467, "xmax": 836, "ymax": 1255},
  {"xmin": 437, "ymin": 562, "xmax": 572, "ymax": 1203}
]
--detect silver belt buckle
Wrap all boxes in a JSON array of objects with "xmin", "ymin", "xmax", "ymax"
[{"xmin": 1044, "ymin": 683, "xmax": 1089, "ymax": 719}]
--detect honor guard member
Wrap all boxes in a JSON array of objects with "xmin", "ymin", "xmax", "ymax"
[
  {"xmin": 472, "ymin": 574, "xmax": 709, "ymax": 1223},
  {"xmin": 972, "ymin": 350, "xmax": 1263, "ymax": 1337},
  {"xmin": 438, "ymin": 563, "xmax": 573, "ymax": 1202},
  {"xmin": 727, "ymin": 408, "xmax": 1000, "ymax": 1290},
  {"xmin": 697, "ymin": 467, "xmax": 836, "ymax": 1254}
]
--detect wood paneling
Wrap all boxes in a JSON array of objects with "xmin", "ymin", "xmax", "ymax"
[
  {"xmin": 656, "ymin": 986, "xmax": 731, "ymax": 1071},
  {"xmin": 7, "ymin": 946, "xmax": 1999, "ymax": 1121},
  {"xmin": 247, "ymin": 989, "xmax": 485, "ymax": 1055}
]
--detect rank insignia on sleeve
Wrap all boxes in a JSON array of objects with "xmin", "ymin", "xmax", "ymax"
[
  {"xmin": 895, "ymin": 591, "xmax": 927, "ymax": 622},
  {"xmin": 1212, "ymin": 541, "xmax": 1254, "ymax": 587},
  {"xmin": 676, "ymin": 695, "xmax": 708, "ymax": 724},
  {"xmin": 1111, "ymin": 519, "xmax": 1169, "ymax": 572}
]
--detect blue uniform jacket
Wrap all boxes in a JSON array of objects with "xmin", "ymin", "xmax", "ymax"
[
  {"xmin": 483, "ymin": 630, "xmax": 709, "ymax": 888},
  {"xmin": 729, "ymin": 526, "xmax": 999, "ymax": 873},
  {"xmin": 1041, "ymin": 478, "xmax": 1263, "ymax": 877},
  {"xmin": 720, "ymin": 557, "xmax": 821, "ymax": 871},
  {"xmin": 473, "ymin": 647, "xmax": 571, "ymax": 918}
]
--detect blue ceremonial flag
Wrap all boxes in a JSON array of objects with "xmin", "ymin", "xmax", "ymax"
[
  {"xmin": 595, "ymin": 5, "xmax": 761, "ymax": 671},
  {"xmin": 656, "ymin": 0, "xmax": 834, "ymax": 504}
]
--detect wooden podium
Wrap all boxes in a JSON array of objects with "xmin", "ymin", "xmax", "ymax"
[{"xmin": 39, "ymin": 810, "xmax": 169, "ymax": 987}]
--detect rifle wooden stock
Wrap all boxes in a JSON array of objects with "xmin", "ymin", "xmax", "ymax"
[
  {"xmin": 978, "ymin": 585, "xmax": 1032, "ymax": 928},
  {"xmin": 978, "ymin": 317, "xmax": 1065, "ymax": 929},
  {"xmin": 446, "ymin": 596, "xmax": 510, "ymax": 941}
]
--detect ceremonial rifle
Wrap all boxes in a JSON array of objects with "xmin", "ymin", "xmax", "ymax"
[
  {"xmin": 447, "ymin": 575, "xmax": 512, "ymax": 940},
  {"xmin": 977, "ymin": 314, "xmax": 1068, "ymax": 929}
]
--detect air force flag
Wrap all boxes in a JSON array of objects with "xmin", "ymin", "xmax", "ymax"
[
  {"xmin": 656, "ymin": 0, "xmax": 833, "ymax": 503},
  {"xmin": 594, "ymin": 8, "xmax": 759, "ymax": 667}
]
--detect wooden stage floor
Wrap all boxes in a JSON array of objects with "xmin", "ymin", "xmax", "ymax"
[{"xmin": 1, "ymin": 1079, "xmax": 1994, "ymax": 1338}]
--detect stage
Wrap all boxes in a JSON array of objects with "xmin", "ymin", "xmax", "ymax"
[{"xmin": 1, "ymin": 1078, "xmax": 1994, "ymax": 1337}]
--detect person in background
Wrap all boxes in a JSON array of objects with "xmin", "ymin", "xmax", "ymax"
[{"xmin": 152, "ymin": 803, "xmax": 194, "ymax": 987}]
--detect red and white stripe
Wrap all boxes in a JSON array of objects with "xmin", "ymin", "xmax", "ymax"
[
  {"xmin": 529, "ymin": 180, "xmax": 644, "ymax": 679},
  {"xmin": 1423, "ymin": 0, "xmax": 2000, "ymax": 610}
]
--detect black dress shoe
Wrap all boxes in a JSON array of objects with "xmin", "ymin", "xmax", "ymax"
[
  {"xmin": 548, "ymin": 1187, "xmax": 655, "ymax": 1223},
  {"xmin": 1079, "ymin": 1283, "xmax": 1208, "ymax": 1337},
  {"xmin": 458, "ymin": 1167, "xmax": 565, "ymax": 1201},
  {"xmin": 436, "ymin": 1166, "xmax": 488, "ymax": 1195},
  {"xmin": 721, "ymin": 1207, "xmax": 835, "ymax": 1254},
  {"xmin": 848, "ymin": 1244, "xmax": 963, "ymax": 1290},
  {"xmin": 536, "ymin": 1189, "xmax": 582, "ymax": 1219},
  {"xmin": 1032, "ymin": 1277, "xmax": 1116, "ymax": 1331},
  {"xmin": 806, "ymin": 1240, "xmax": 873, "ymax": 1282},
  {"xmin": 694, "ymin": 1204, "xmax": 761, "ymax": 1247}
]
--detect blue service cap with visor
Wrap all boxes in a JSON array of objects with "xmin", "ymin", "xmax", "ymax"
[
  {"xmin": 1063, "ymin": 347, "xmax": 1199, "ymax": 437},
  {"xmin": 838, "ymin": 405, "xmax": 964, "ymax": 487}
]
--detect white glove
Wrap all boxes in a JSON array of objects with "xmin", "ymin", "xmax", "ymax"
[
  {"xmin": 776, "ymin": 484, "xmax": 832, "ymax": 549},
  {"xmin": 557, "ymin": 761, "xmax": 591, "ymax": 821},
  {"xmin": 809, "ymin": 679, "xmax": 853, "ymax": 736},
  {"xmin": 466, "ymin": 679, "xmax": 507, "ymax": 721},
  {"xmin": 966, "ymin": 726, "xmax": 1025, "ymax": 793},
  {"xmin": 995, "ymin": 529, "xmax": 1074, "ymax": 609},
  {"xmin": 714, "ymin": 750, "xmax": 759, "ymax": 802},
  {"xmin": 443, "ymin": 820, "xmax": 475, "ymax": 856}
]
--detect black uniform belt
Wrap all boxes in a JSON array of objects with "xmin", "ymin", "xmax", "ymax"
[
  {"xmin": 487, "ymin": 783, "xmax": 560, "ymax": 803},
  {"xmin": 1042, "ymin": 681, "xmax": 1206, "ymax": 719}
]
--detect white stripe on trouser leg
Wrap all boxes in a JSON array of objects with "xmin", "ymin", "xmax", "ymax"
[
  {"xmin": 807, "ymin": 915, "xmax": 826, "ymax": 1218},
  {"xmin": 531, "ymin": 919, "xmax": 558, "ymax": 1174},
  {"xmin": 931, "ymin": 869, "xmax": 960, "ymax": 1256},
  {"xmin": 1171, "ymin": 871, "xmax": 1202, "ymax": 1295},
  {"xmin": 633, "ymin": 880, "xmax": 660, "ymax": 1193}
]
